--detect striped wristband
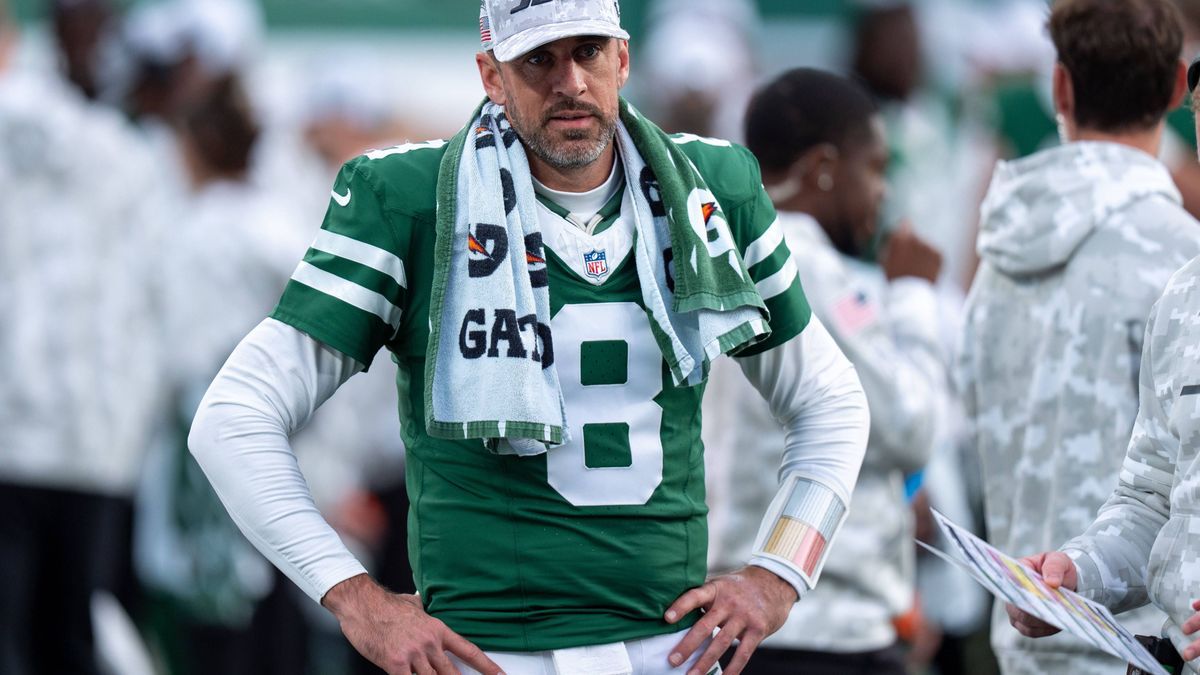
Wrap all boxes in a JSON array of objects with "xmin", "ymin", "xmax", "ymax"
[{"xmin": 751, "ymin": 474, "xmax": 848, "ymax": 589}]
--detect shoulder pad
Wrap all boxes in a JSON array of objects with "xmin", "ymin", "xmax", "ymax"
[
  {"xmin": 344, "ymin": 139, "xmax": 450, "ymax": 219},
  {"xmin": 671, "ymin": 134, "xmax": 764, "ymax": 206}
]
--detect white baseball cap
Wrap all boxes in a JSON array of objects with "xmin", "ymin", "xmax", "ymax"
[{"xmin": 480, "ymin": 0, "xmax": 630, "ymax": 63}]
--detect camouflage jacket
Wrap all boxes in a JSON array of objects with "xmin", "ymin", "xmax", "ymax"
[
  {"xmin": 706, "ymin": 212, "xmax": 945, "ymax": 652},
  {"xmin": 0, "ymin": 69, "xmax": 164, "ymax": 495},
  {"xmin": 960, "ymin": 142, "xmax": 1200, "ymax": 656},
  {"xmin": 1063, "ymin": 258, "xmax": 1200, "ymax": 673}
]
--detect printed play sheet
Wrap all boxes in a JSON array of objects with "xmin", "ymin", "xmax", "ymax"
[{"xmin": 922, "ymin": 509, "xmax": 1168, "ymax": 675}]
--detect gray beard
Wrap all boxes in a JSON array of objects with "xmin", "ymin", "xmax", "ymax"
[{"xmin": 519, "ymin": 117, "xmax": 618, "ymax": 170}]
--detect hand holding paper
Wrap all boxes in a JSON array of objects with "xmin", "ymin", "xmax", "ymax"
[
  {"xmin": 1016, "ymin": 549, "xmax": 1200, "ymax": 665},
  {"xmin": 1005, "ymin": 552, "xmax": 1078, "ymax": 639},
  {"xmin": 921, "ymin": 509, "xmax": 1170, "ymax": 675}
]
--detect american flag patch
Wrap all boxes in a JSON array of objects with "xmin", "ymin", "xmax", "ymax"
[
  {"xmin": 764, "ymin": 516, "xmax": 827, "ymax": 577},
  {"xmin": 832, "ymin": 290, "xmax": 876, "ymax": 336},
  {"xmin": 480, "ymin": 13, "xmax": 493, "ymax": 45}
]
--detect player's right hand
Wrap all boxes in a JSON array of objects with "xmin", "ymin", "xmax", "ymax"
[
  {"xmin": 322, "ymin": 574, "xmax": 504, "ymax": 675},
  {"xmin": 1005, "ymin": 552, "xmax": 1078, "ymax": 639}
]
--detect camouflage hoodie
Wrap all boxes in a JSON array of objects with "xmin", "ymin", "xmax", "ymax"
[
  {"xmin": 1063, "ymin": 258, "xmax": 1200, "ymax": 674},
  {"xmin": 961, "ymin": 142, "xmax": 1200, "ymax": 669}
]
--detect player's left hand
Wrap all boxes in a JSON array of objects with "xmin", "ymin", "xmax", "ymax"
[
  {"xmin": 664, "ymin": 566, "xmax": 797, "ymax": 675},
  {"xmin": 1178, "ymin": 598, "xmax": 1200, "ymax": 661}
]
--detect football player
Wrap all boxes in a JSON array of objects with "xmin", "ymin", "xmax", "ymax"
[{"xmin": 187, "ymin": 2, "xmax": 870, "ymax": 674}]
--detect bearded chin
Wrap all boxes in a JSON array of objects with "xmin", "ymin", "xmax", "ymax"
[{"xmin": 518, "ymin": 117, "xmax": 618, "ymax": 170}]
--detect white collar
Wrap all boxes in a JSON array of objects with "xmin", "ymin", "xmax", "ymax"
[{"xmin": 532, "ymin": 155, "xmax": 623, "ymax": 223}]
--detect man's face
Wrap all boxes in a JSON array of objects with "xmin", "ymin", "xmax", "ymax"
[
  {"xmin": 855, "ymin": 6, "xmax": 921, "ymax": 102},
  {"xmin": 479, "ymin": 36, "xmax": 629, "ymax": 170},
  {"xmin": 832, "ymin": 116, "xmax": 889, "ymax": 256}
]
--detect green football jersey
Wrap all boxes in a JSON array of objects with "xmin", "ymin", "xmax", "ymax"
[{"xmin": 271, "ymin": 136, "xmax": 811, "ymax": 651}]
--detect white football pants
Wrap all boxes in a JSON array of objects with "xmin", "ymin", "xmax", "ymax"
[{"xmin": 449, "ymin": 628, "xmax": 719, "ymax": 675}]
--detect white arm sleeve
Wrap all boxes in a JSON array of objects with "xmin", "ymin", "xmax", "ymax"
[
  {"xmin": 188, "ymin": 317, "xmax": 370, "ymax": 604},
  {"xmin": 735, "ymin": 317, "xmax": 870, "ymax": 596}
]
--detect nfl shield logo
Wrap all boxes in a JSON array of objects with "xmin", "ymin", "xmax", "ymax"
[{"xmin": 583, "ymin": 249, "xmax": 609, "ymax": 279}]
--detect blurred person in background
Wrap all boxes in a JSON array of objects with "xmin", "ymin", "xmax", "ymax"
[
  {"xmin": 851, "ymin": 0, "xmax": 984, "ymax": 292},
  {"xmin": 636, "ymin": 0, "xmax": 759, "ymax": 143},
  {"xmin": 1003, "ymin": 63, "xmax": 1200, "ymax": 675},
  {"xmin": 0, "ymin": 1, "xmax": 163, "ymax": 672},
  {"xmin": 842, "ymin": 0, "xmax": 1003, "ymax": 665},
  {"xmin": 133, "ymin": 74, "xmax": 313, "ymax": 675},
  {"xmin": 119, "ymin": 0, "xmax": 265, "ymax": 204},
  {"xmin": 280, "ymin": 58, "xmax": 416, "ymax": 223},
  {"xmin": 121, "ymin": 1, "xmax": 204, "ymax": 127},
  {"xmin": 851, "ymin": 2, "xmax": 921, "ymax": 106},
  {"xmin": 302, "ymin": 63, "xmax": 400, "ymax": 174},
  {"xmin": 958, "ymin": 0, "xmax": 1200, "ymax": 673},
  {"xmin": 1161, "ymin": 0, "xmax": 1200, "ymax": 217},
  {"xmin": 979, "ymin": 0, "xmax": 1200, "ymax": 224},
  {"xmin": 705, "ymin": 68, "xmax": 946, "ymax": 675},
  {"xmin": 120, "ymin": 9, "xmax": 413, "ymax": 668},
  {"xmin": 51, "ymin": 0, "xmax": 118, "ymax": 102}
]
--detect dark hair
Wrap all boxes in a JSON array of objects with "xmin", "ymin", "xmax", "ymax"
[
  {"xmin": 180, "ymin": 76, "xmax": 260, "ymax": 176},
  {"xmin": 1049, "ymin": 0, "xmax": 1183, "ymax": 132},
  {"xmin": 744, "ymin": 68, "xmax": 879, "ymax": 175},
  {"xmin": 1170, "ymin": 0, "xmax": 1200, "ymax": 34}
]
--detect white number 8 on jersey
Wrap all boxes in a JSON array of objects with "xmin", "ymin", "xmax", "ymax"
[{"xmin": 547, "ymin": 302, "xmax": 665, "ymax": 507}]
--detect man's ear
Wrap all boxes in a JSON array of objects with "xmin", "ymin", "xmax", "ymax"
[
  {"xmin": 797, "ymin": 143, "xmax": 840, "ymax": 193},
  {"xmin": 1052, "ymin": 62, "xmax": 1074, "ymax": 123},
  {"xmin": 476, "ymin": 51, "xmax": 507, "ymax": 105},
  {"xmin": 1169, "ymin": 58, "xmax": 1188, "ymax": 112},
  {"xmin": 617, "ymin": 39, "xmax": 630, "ymax": 89}
]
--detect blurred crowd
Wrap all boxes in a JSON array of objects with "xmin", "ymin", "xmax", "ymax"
[{"xmin": 2, "ymin": 0, "xmax": 1199, "ymax": 674}]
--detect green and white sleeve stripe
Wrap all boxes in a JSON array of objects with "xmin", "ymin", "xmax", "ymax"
[
  {"xmin": 735, "ymin": 191, "xmax": 811, "ymax": 356},
  {"xmin": 271, "ymin": 164, "xmax": 408, "ymax": 367},
  {"xmin": 741, "ymin": 214, "xmax": 785, "ymax": 270}
]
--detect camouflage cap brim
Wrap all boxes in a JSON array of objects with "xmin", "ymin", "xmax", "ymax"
[{"xmin": 491, "ymin": 19, "xmax": 629, "ymax": 62}]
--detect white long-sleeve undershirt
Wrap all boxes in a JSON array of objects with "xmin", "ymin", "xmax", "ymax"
[
  {"xmin": 737, "ymin": 316, "xmax": 870, "ymax": 597},
  {"xmin": 189, "ymin": 316, "xmax": 868, "ymax": 604},
  {"xmin": 188, "ymin": 318, "xmax": 367, "ymax": 603}
]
